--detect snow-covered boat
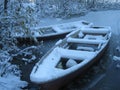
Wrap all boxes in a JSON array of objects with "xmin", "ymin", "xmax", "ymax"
[
  {"xmin": 30, "ymin": 26, "xmax": 111, "ymax": 89},
  {"xmin": 13, "ymin": 20, "xmax": 93, "ymax": 41}
]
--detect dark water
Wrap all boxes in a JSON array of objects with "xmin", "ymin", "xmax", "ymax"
[
  {"xmin": 16, "ymin": 38, "xmax": 60, "ymax": 89},
  {"xmin": 14, "ymin": 33, "xmax": 120, "ymax": 90}
]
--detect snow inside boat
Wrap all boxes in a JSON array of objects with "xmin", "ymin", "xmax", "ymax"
[
  {"xmin": 30, "ymin": 26, "xmax": 111, "ymax": 89},
  {"xmin": 13, "ymin": 20, "xmax": 93, "ymax": 40}
]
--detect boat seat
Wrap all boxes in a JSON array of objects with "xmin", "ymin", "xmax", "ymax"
[
  {"xmin": 57, "ymin": 47, "xmax": 96, "ymax": 60},
  {"xmin": 67, "ymin": 37, "xmax": 106, "ymax": 45},
  {"xmin": 68, "ymin": 43, "xmax": 100, "ymax": 52},
  {"xmin": 81, "ymin": 27, "xmax": 110, "ymax": 34},
  {"xmin": 83, "ymin": 35, "xmax": 106, "ymax": 40},
  {"xmin": 76, "ymin": 46, "xmax": 94, "ymax": 51}
]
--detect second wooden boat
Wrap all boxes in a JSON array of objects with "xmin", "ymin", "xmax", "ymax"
[{"xmin": 12, "ymin": 20, "xmax": 93, "ymax": 40}]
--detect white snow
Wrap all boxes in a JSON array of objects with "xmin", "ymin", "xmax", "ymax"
[
  {"xmin": 52, "ymin": 20, "xmax": 93, "ymax": 31},
  {"xmin": 22, "ymin": 3, "xmax": 36, "ymax": 8},
  {"xmin": 0, "ymin": 75, "xmax": 28, "ymax": 90},
  {"xmin": 78, "ymin": 31, "xmax": 84, "ymax": 38},
  {"xmin": 84, "ymin": 35, "xmax": 105, "ymax": 40},
  {"xmin": 77, "ymin": 46, "xmax": 94, "ymax": 51},
  {"xmin": 30, "ymin": 46, "xmax": 97, "ymax": 83},
  {"xmin": 66, "ymin": 30, "xmax": 79, "ymax": 37},
  {"xmin": 22, "ymin": 55, "xmax": 36, "ymax": 63},
  {"xmin": 67, "ymin": 37, "xmax": 106, "ymax": 45},
  {"xmin": 13, "ymin": 20, "xmax": 93, "ymax": 37},
  {"xmin": 52, "ymin": 26, "xmax": 63, "ymax": 33},
  {"xmin": 55, "ymin": 39, "xmax": 62, "ymax": 45},
  {"xmin": 39, "ymin": 10, "xmax": 120, "ymax": 35},
  {"xmin": 113, "ymin": 56, "xmax": 120, "ymax": 61},
  {"xmin": 66, "ymin": 59, "xmax": 78, "ymax": 68},
  {"xmin": 0, "ymin": 52, "xmax": 28, "ymax": 90},
  {"xmin": 81, "ymin": 26, "xmax": 111, "ymax": 34},
  {"xmin": 116, "ymin": 46, "xmax": 120, "ymax": 52},
  {"xmin": 40, "ymin": 20, "xmax": 93, "ymax": 28},
  {"xmin": 58, "ymin": 47, "xmax": 96, "ymax": 60}
]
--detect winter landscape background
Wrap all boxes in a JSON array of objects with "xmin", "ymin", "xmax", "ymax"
[{"xmin": 0, "ymin": 0, "xmax": 120, "ymax": 90}]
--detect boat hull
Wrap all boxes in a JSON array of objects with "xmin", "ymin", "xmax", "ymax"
[
  {"xmin": 16, "ymin": 31, "xmax": 70, "ymax": 44},
  {"xmin": 37, "ymin": 41, "xmax": 109, "ymax": 90},
  {"xmin": 15, "ymin": 20, "xmax": 93, "ymax": 44}
]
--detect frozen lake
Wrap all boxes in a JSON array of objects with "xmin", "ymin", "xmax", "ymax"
[{"xmin": 21, "ymin": 10, "xmax": 120, "ymax": 90}]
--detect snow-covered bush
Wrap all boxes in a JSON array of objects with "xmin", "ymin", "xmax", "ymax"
[
  {"xmin": 2, "ymin": 0, "xmax": 120, "ymax": 19},
  {"xmin": 35, "ymin": 0, "xmax": 120, "ymax": 18},
  {"xmin": 0, "ymin": 0, "xmax": 39, "ymax": 50},
  {"xmin": 0, "ymin": 1, "xmax": 39, "ymax": 89},
  {"xmin": 7, "ymin": 0, "xmax": 38, "ymax": 38},
  {"xmin": 90, "ymin": 0, "xmax": 120, "ymax": 11},
  {"xmin": 0, "ymin": 51, "xmax": 28, "ymax": 90},
  {"xmin": 0, "ymin": 75, "xmax": 28, "ymax": 90},
  {"xmin": 0, "ymin": 51, "xmax": 18, "ymax": 77},
  {"xmin": 35, "ymin": 0, "xmax": 89, "ymax": 18},
  {"xmin": 12, "ymin": 46, "xmax": 40, "ymax": 64}
]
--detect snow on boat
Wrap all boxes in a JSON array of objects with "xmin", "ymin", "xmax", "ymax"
[
  {"xmin": 13, "ymin": 20, "xmax": 93, "ymax": 40},
  {"xmin": 30, "ymin": 26, "xmax": 111, "ymax": 89}
]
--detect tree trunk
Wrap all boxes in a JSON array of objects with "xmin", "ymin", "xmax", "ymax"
[{"xmin": 4, "ymin": 0, "xmax": 8, "ymax": 13}]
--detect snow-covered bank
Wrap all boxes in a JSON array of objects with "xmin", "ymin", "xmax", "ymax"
[
  {"xmin": 0, "ymin": 75, "xmax": 27, "ymax": 90},
  {"xmin": 39, "ymin": 10, "xmax": 120, "ymax": 35},
  {"xmin": 0, "ymin": 51, "xmax": 28, "ymax": 90}
]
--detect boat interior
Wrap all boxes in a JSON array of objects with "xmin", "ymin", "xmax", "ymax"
[
  {"xmin": 62, "ymin": 30, "xmax": 109, "ymax": 51},
  {"xmin": 56, "ymin": 57, "xmax": 83, "ymax": 69},
  {"xmin": 31, "ymin": 27, "xmax": 56, "ymax": 36},
  {"xmin": 55, "ymin": 29, "xmax": 110, "ymax": 69}
]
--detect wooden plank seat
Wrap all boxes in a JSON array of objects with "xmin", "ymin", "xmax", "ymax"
[{"xmin": 67, "ymin": 37, "xmax": 106, "ymax": 51}]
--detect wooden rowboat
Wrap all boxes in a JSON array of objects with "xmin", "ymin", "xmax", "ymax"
[
  {"xmin": 12, "ymin": 20, "xmax": 93, "ymax": 41},
  {"xmin": 30, "ymin": 26, "xmax": 111, "ymax": 90}
]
